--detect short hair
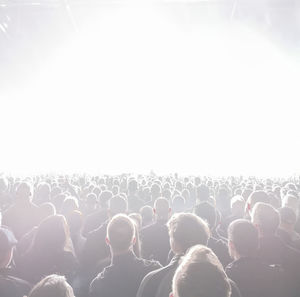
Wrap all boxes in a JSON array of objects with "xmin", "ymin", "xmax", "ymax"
[
  {"xmin": 109, "ymin": 195, "xmax": 128, "ymax": 216},
  {"xmin": 99, "ymin": 190, "xmax": 113, "ymax": 208},
  {"xmin": 28, "ymin": 274, "xmax": 75, "ymax": 297},
  {"xmin": 282, "ymin": 195, "xmax": 298, "ymax": 212},
  {"xmin": 228, "ymin": 219, "xmax": 258, "ymax": 257},
  {"xmin": 172, "ymin": 245, "xmax": 231, "ymax": 297},
  {"xmin": 154, "ymin": 197, "xmax": 169, "ymax": 219},
  {"xmin": 167, "ymin": 213, "xmax": 210, "ymax": 253},
  {"xmin": 246, "ymin": 191, "xmax": 269, "ymax": 212},
  {"xmin": 279, "ymin": 207, "xmax": 297, "ymax": 225},
  {"xmin": 140, "ymin": 205, "xmax": 154, "ymax": 224},
  {"xmin": 107, "ymin": 214, "xmax": 135, "ymax": 252},
  {"xmin": 172, "ymin": 195, "xmax": 186, "ymax": 213},
  {"xmin": 193, "ymin": 202, "xmax": 217, "ymax": 230},
  {"xmin": 16, "ymin": 182, "xmax": 33, "ymax": 200},
  {"xmin": 251, "ymin": 202, "xmax": 279, "ymax": 235}
]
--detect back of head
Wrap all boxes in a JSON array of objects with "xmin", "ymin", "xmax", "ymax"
[
  {"xmin": 228, "ymin": 219, "xmax": 258, "ymax": 258},
  {"xmin": 193, "ymin": 202, "xmax": 216, "ymax": 230},
  {"xmin": 28, "ymin": 274, "xmax": 74, "ymax": 297},
  {"xmin": 167, "ymin": 213, "xmax": 210, "ymax": 254},
  {"xmin": 282, "ymin": 195, "xmax": 298, "ymax": 212},
  {"xmin": 154, "ymin": 197, "xmax": 170, "ymax": 220},
  {"xmin": 107, "ymin": 214, "xmax": 135, "ymax": 254},
  {"xmin": 99, "ymin": 190, "xmax": 113, "ymax": 209},
  {"xmin": 140, "ymin": 205, "xmax": 154, "ymax": 225},
  {"xmin": 279, "ymin": 207, "xmax": 297, "ymax": 226},
  {"xmin": 251, "ymin": 202, "xmax": 279, "ymax": 236},
  {"xmin": 196, "ymin": 184, "xmax": 210, "ymax": 202},
  {"xmin": 109, "ymin": 195, "xmax": 128, "ymax": 217},
  {"xmin": 172, "ymin": 195, "xmax": 186, "ymax": 213},
  {"xmin": 172, "ymin": 245, "xmax": 231, "ymax": 297},
  {"xmin": 33, "ymin": 215, "xmax": 68, "ymax": 253},
  {"xmin": 16, "ymin": 182, "xmax": 33, "ymax": 202},
  {"xmin": 246, "ymin": 190, "xmax": 269, "ymax": 214}
]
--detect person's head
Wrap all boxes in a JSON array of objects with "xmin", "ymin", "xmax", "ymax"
[
  {"xmin": 128, "ymin": 179, "xmax": 138, "ymax": 195},
  {"xmin": 154, "ymin": 197, "xmax": 171, "ymax": 221},
  {"xmin": 172, "ymin": 195, "xmax": 186, "ymax": 213},
  {"xmin": 193, "ymin": 202, "xmax": 217, "ymax": 231},
  {"xmin": 140, "ymin": 205, "xmax": 154, "ymax": 226},
  {"xmin": 196, "ymin": 184, "xmax": 210, "ymax": 202},
  {"xmin": 28, "ymin": 274, "xmax": 75, "ymax": 297},
  {"xmin": 67, "ymin": 210, "xmax": 84, "ymax": 236},
  {"xmin": 99, "ymin": 190, "xmax": 113, "ymax": 209},
  {"xmin": 167, "ymin": 213, "xmax": 210, "ymax": 255},
  {"xmin": 32, "ymin": 215, "xmax": 70, "ymax": 254},
  {"xmin": 278, "ymin": 207, "xmax": 297, "ymax": 233},
  {"xmin": 35, "ymin": 182, "xmax": 51, "ymax": 203},
  {"xmin": 39, "ymin": 202, "xmax": 56, "ymax": 222},
  {"xmin": 230, "ymin": 195, "xmax": 245, "ymax": 217},
  {"xmin": 60, "ymin": 196, "xmax": 79, "ymax": 217},
  {"xmin": 108, "ymin": 195, "xmax": 128, "ymax": 218},
  {"xmin": 15, "ymin": 182, "xmax": 33, "ymax": 202},
  {"xmin": 151, "ymin": 184, "xmax": 161, "ymax": 200},
  {"xmin": 106, "ymin": 214, "xmax": 135, "ymax": 255},
  {"xmin": 129, "ymin": 213, "xmax": 142, "ymax": 230},
  {"xmin": 228, "ymin": 219, "xmax": 258, "ymax": 260},
  {"xmin": 251, "ymin": 202, "xmax": 280, "ymax": 237},
  {"xmin": 0, "ymin": 227, "xmax": 17, "ymax": 268},
  {"xmin": 172, "ymin": 245, "xmax": 231, "ymax": 297},
  {"xmin": 245, "ymin": 190, "xmax": 269, "ymax": 216},
  {"xmin": 282, "ymin": 195, "xmax": 298, "ymax": 213}
]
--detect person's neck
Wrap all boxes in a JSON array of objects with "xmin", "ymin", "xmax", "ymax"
[{"xmin": 112, "ymin": 249, "xmax": 131, "ymax": 257}]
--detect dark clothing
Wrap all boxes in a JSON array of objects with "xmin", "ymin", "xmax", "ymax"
[
  {"xmin": 89, "ymin": 252, "xmax": 161, "ymax": 297},
  {"xmin": 137, "ymin": 254, "xmax": 181, "ymax": 297},
  {"xmin": 140, "ymin": 220, "xmax": 170, "ymax": 266},
  {"xmin": 81, "ymin": 221, "xmax": 109, "ymax": 275},
  {"xmin": 226, "ymin": 257, "xmax": 286, "ymax": 297},
  {"xmin": 0, "ymin": 268, "xmax": 32, "ymax": 297},
  {"xmin": 137, "ymin": 255, "xmax": 241, "ymax": 297},
  {"xmin": 208, "ymin": 236, "xmax": 232, "ymax": 268},
  {"xmin": 2, "ymin": 202, "xmax": 39, "ymax": 239},
  {"xmin": 258, "ymin": 235, "xmax": 300, "ymax": 297},
  {"xmin": 16, "ymin": 250, "xmax": 78, "ymax": 284},
  {"xmin": 277, "ymin": 228, "xmax": 300, "ymax": 251},
  {"xmin": 128, "ymin": 195, "xmax": 144, "ymax": 213},
  {"xmin": 83, "ymin": 209, "xmax": 108, "ymax": 237}
]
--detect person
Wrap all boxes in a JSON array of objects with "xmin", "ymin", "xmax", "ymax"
[
  {"xmin": 76, "ymin": 195, "xmax": 129, "ymax": 297},
  {"xmin": 2, "ymin": 182, "xmax": 39, "ymax": 239},
  {"xmin": 140, "ymin": 198, "xmax": 171, "ymax": 266},
  {"xmin": 16, "ymin": 215, "xmax": 77, "ymax": 284},
  {"xmin": 171, "ymin": 245, "xmax": 232, "ymax": 297},
  {"xmin": 0, "ymin": 227, "xmax": 32, "ymax": 297},
  {"xmin": 194, "ymin": 202, "xmax": 231, "ymax": 267},
  {"xmin": 140, "ymin": 205, "xmax": 154, "ymax": 227},
  {"xmin": 127, "ymin": 179, "xmax": 144, "ymax": 213},
  {"xmin": 226, "ymin": 219, "xmax": 286, "ymax": 297},
  {"xmin": 277, "ymin": 207, "xmax": 300, "ymax": 250},
  {"xmin": 28, "ymin": 274, "xmax": 75, "ymax": 297},
  {"xmin": 172, "ymin": 195, "xmax": 186, "ymax": 213},
  {"xmin": 83, "ymin": 190, "xmax": 113, "ymax": 236},
  {"xmin": 244, "ymin": 190, "xmax": 269, "ymax": 219},
  {"xmin": 251, "ymin": 202, "xmax": 300, "ymax": 296},
  {"xmin": 137, "ymin": 213, "xmax": 210, "ymax": 297},
  {"xmin": 89, "ymin": 214, "xmax": 161, "ymax": 297}
]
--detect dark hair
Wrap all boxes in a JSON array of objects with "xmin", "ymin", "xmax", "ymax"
[
  {"xmin": 228, "ymin": 219, "xmax": 258, "ymax": 257},
  {"xmin": 194, "ymin": 202, "xmax": 217, "ymax": 230}
]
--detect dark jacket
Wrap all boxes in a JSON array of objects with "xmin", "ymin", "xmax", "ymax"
[
  {"xmin": 89, "ymin": 251, "xmax": 161, "ymax": 297},
  {"xmin": 0, "ymin": 268, "xmax": 32, "ymax": 297},
  {"xmin": 258, "ymin": 235, "xmax": 300, "ymax": 297},
  {"xmin": 140, "ymin": 220, "xmax": 170, "ymax": 266},
  {"xmin": 226, "ymin": 257, "xmax": 286, "ymax": 297},
  {"xmin": 137, "ymin": 254, "xmax": 242, "ymax": 297}
]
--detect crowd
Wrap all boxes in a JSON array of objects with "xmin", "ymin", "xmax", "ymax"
[{"xmin": 0, "ymin": 173, "xmax": 300, "ymax": 297}]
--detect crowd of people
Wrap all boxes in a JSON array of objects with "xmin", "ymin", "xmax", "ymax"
[{"xmin": 0, "ymin": 173, "xmax": 300, "ymax": 297}]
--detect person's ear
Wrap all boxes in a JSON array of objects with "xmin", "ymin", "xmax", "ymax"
[
  {"xmin": 169, "ymin": 207, "xmax": 172, "ymax": 213},
  {"xmin": 132, "ymin": 236, "xmax": 136, "ymax": 245},
  {"xmin": 169, "ymin": 293, "xmax": 174, "ymax": 297},
  {"xmin": 105, "ymin": 237, "xmax": 110, "ymax": 246},
  {"xmin": 153, "ymin": 208, "xmax": 156, "ymax": 214}
]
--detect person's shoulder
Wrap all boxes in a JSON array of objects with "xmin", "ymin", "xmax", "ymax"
[
  {"xmin": 0, "ymin": 272, "xmax": 32, "ymax": 296},
  {"xmin": 138, "ymin": 257, "xmax": 162, "ymax": 269}
]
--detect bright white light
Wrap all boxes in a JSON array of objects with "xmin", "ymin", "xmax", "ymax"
[{"xmin": 1, "ymin": 3, "xmax": 300, "ymax": 177}]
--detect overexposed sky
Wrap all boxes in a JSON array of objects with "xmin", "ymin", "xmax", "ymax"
[{"xmin": 1, "ymin": 3, "xmax": 300, "ymax": 176}]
